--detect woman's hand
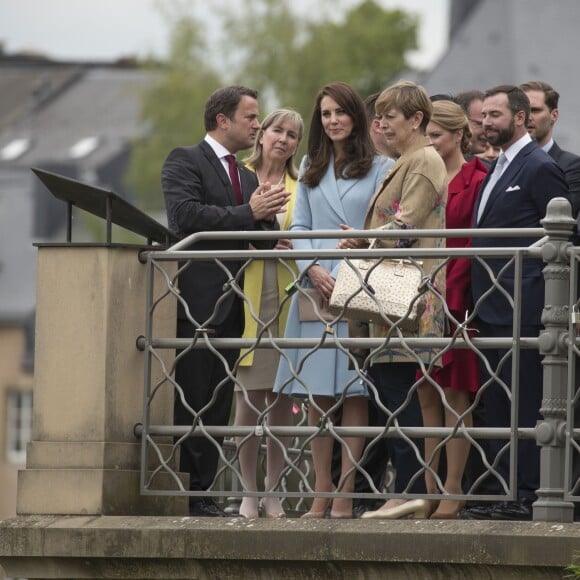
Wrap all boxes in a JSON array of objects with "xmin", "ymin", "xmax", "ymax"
[
  {"xmin": 337, "ymin": 223, "xmax": 367, "ymax": 249},
  {"xmin": 307, "ymin": 264, "xmax": 335, "ymax": 300},
  {"xmin": 275, "ymin": 238, "xmax": 292, "ymax": 250}
]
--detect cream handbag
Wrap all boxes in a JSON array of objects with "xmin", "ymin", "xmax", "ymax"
[
  {"xmin": 329, "ymin": 241, "xmax": 426, "ymax": 330},
  {"xmin": 297, "ymin": 287, "xmax": 334, "ymax": 322}
]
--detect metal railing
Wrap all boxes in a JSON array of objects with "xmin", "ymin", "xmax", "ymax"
[{"xmin": 136, "ymin": 197, "xmax": 579, "ymax": 522}]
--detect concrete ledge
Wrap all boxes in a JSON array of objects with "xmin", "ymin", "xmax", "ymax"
[
  {"xmin": 26, "ymin": 441, "xmax": 176, "ymax": 471},
  {"xmin": 16, "ymin": 471, "xmax": 187, "ymax": 516},
  {"xmin": 0, "ymin": 515, "xmax": 578, "ymax": 579}
]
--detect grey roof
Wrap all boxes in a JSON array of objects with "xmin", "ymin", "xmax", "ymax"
[
  {"xmin": 1, "ymin": 66, "xmax": 157, "ymax": 175},
  {"xmin": 0, "ymin": 61, "xmax": 82, "ymax": 129},
  {"xmin": 423, "ymin": 0, "xmax": 580, "ymax": 154}
]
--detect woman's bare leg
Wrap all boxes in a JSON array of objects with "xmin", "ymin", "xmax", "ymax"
[
  {"xmin": 262, "ymin": 391, "xmax": 293, "ymax": 517},
  {"xmin": 331, "ymin": 396, "xmax": 368, "ymax": 517},
  {"xmin": 417, "ymin": 381, "xmax": 444, "ymax": 495},
  {"xmin": 233, "ymin": 390, "xmax": 264, "ymax": 518},
  {"xmin": 435, "ymin": 388, "xmax": 472, "ymax": 516},
  {"xmin": 302, "ymin": 396, "xmax": 335, "ymax": 517}
]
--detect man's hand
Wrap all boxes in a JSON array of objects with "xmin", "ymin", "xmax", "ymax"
[{"xmin": 249, "ymin": 183, "xmax": 291, "ymax": 221}]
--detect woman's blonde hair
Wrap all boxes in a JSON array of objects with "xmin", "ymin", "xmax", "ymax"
[
  {"xmin": 244, "ymin": 108, "xmax": 304, "ymax": 180},
  {"xmin": 376, "ymin": 80, "xmax": 432, "ymax": 132},
  {"xmin": 430, "ymin": 99, "xmax": 472, "ymax": 155}
]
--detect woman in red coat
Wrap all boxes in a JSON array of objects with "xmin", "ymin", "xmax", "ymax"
[{"xmin": 419, "ymin": 99, "xmax": 488, "ymax": 519}]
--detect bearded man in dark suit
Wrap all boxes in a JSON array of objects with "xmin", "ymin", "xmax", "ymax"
[
  {"xmin": 162, "ymin": 86, "xmax": 289, "ymax": 516},
  {"xmin": 462, "ymin": 85, "xmax": 569, "ymax": 522}
]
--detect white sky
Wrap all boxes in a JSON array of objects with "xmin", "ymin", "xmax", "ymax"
[{"xmin": 0, "ymin": 0, "xmax": 449, "ymax": 70}]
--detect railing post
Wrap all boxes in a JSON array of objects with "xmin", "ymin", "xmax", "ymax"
[{"xmin": 535, "ymin": 197, "xmax": 576, "ymax": 521}]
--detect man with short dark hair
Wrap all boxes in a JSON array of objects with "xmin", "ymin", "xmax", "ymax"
[
  {"xmin": 162, "ymin": 86, "xmax": 289, "ymax": 516},
  {"xmin": 463, "ymin": 85, "xmax": 569, "ymax": 521},
  {"xmin": 520, "ymin": 80, "xmax": 580, "ymax": 218}
]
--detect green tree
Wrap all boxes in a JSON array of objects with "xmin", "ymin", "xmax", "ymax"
[
  {"xmin": 326, "ymin": 1, "xmax": 418, "ymax": 97},
  {"xmin": 221, "ymin": 0, "xmax": 418, "ymax": 119},
  {"xmin": 216, "ymin": 0, "xmax": 303, "ymax": 109},
  {"xmin": 125, "ymin": 8, "xmax": 222, "ymax": 210},
  {"xmin": 126, "ymin": 0, "xmax": 418, "ymax": 211}
]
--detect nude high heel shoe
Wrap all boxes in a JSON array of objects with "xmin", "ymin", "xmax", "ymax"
[
  {"xmin": 260, "ymin": 497, "xmax": 287, "ymax": 519},
  {"xmin": 361, "ymin": 499, "xmax": 433, "ymax": 520},
  {"xmin": 238, "ymin": 497, "xmax": 260, "ymax": 519},
  {"xmin": 430, "ymin": 500, "xmax": 465, "ymax": 520},
  {"xmin": 300, "ymin": 497, "xmax": 332, "ymax": 519},
  {"xmin": 330, "ymin": 497, "xmax": 354, "ymax": 519}
]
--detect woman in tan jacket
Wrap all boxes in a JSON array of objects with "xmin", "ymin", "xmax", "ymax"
[{"xmin": 341, "ymin": 80, "xmax": 447, "ymax": 519}]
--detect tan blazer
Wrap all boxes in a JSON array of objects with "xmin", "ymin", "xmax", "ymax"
[{"xmin": 363, "ymin": 136, "xmax": 448, "ymax": 365}]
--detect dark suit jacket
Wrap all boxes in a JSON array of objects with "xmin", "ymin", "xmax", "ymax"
[
  {"xmin": 472, "ymin": 140, "xmax": 569, "ymax": 326},
  {"xmin": 549, "ymin": 141, "xmax": 580, "ymax": 218},
  {"xmin": 162, "ymin": 140, "xmax": 278, "ymax": 326}
]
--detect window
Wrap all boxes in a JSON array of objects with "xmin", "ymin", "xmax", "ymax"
[
  {"xmin": 6, "ymin": 391, "xmax": 33, "ymax": 464},
  {"xmin": 69, "ymin": 136, "xmax": 99, "ymax": 159},
  {"xmin": 0, "ymin": 138, "xmax": 30, "ymax": 161}
]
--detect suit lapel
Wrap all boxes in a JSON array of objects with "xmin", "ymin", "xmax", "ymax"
[
  {"xmin": 549, "ymin": 141, "xmax": 562, "ymax": 163},
  {"xmin": 472, "ymin": 159, "xmax": 497, "ymax": 226},
  {"xmin": 478, "ymin": 142, "xmax": 535, "ymax": 224},
  {"xmin": 239, "ymin": 169, "xmax": 256, "ymax": 203},
  {"xmin": 319, "ymin": 160, "xmax": 348, "ymax": 223}
]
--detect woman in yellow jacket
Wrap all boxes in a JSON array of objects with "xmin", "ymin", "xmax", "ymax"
[{"xmin": 233, "ymin": 109, "xmax": 304, "ymax": 518}]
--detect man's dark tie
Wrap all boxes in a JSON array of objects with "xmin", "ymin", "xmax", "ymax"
[{"xmin": 225, "ymin": 154, "xmax": 243, "ymax": 205}]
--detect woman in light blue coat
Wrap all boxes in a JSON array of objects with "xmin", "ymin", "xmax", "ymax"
[{"xmin": 273, "ymin": 82, "xmax": 392, "ymax": 518}]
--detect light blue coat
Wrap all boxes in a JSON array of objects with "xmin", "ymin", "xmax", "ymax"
[{"xmin": 273, "ymin": 154, "xmax": 393, "ymax": 399}]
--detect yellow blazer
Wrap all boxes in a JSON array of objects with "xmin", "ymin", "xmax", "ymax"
[{"xmin": 239, "ymin": 169, "xmax": 298, "ymax": 366}]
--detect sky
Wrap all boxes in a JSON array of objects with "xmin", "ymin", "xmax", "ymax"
[{"xmin": 0, "ymin": 0, "xmax": 450, "ymax": 70}]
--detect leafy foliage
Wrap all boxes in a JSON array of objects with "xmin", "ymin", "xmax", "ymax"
[
  {"xmin": 125, "ymin": 10, "xmax": 221, "ymax": 209},
  {"xmin": 125, "ymin": 0, "xmax": 418, "ymax": 211}
]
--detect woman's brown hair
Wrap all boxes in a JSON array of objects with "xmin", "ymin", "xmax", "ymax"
[
  {"xmin": 301, "ymin": 82, "xmax": 375, "ymax": 188},
  {"xmin": 376, "ymin": 80, "xmax": 432, "ymax": 132}
]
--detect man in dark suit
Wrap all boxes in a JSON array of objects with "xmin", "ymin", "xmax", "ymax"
[
  {"xmin": 162, "ymin": 86, "xmax": 289, "ymax": 516},
  {"xmin": 520, "ymin": 82, "xmax": 580, "ymax": 520},
  {"xmin": 520, "ymin": 80, "xmax": 580, "ymax": 219},
  {"xmin": 461, "ymin": 85, "xmax": 569, "ymax": 521}
]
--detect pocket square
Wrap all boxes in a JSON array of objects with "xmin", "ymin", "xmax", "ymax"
[{"xmin": 506, "ymin": 185, "xmax": 520, "ymax": 192}]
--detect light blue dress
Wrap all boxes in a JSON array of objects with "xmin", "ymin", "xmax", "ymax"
[{"xmin": 273, "ymin": 155, "xmax": 393, "ymax": 399}]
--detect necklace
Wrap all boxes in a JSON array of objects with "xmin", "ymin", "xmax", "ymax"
[{"xmin": 257, "ymin": 168, "xmax": 285, "ymax": 186}]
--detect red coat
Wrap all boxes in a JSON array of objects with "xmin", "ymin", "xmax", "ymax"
[{"xmin": 445, "ymin": 157, "xmax": 488, "ymax": 313}]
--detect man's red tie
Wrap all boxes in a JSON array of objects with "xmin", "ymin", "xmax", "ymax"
[{"xmin": 225, "ymin": 154, "xmax": 243, "ymax": 205}]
